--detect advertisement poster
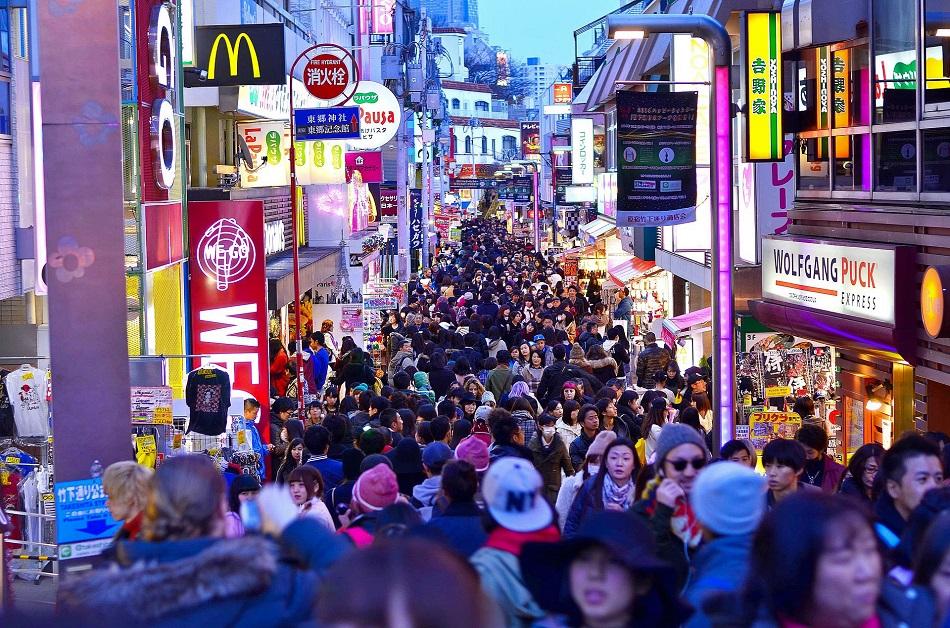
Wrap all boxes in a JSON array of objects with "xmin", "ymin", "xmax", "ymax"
[
  {"xmin": 340, "ymin": 305, "xmax": 363, "ymax": 332},
  {"xmin": 379, "ymin": 186, "xmax": 398, "ymax": 223},
  {"xmin": 187, "ymin": 200, "xmax": 270, "ymax": 436},
  {"xmin": 346, "ymin": 81, "xmax": 402, "ymax": 150},
  {"xmin": 748, "ymin": 411, "xmax": 802, "ymax": 453},
  {"xmin": 348, "ymin": 175, "xmax": 376, "ymax": 233},
  {"xmin": 239, "ymin": 121, "xmax": 347, "ymax": 186},
  {"xmin": 616, "ymin": 90, "xmax": 698, "ymax": 227},
  {"xmin": 593, "ymin": 133, "xmax": 606, "ymax": 169},
  {"xmin": 520, "ymin": 121, "xmax": 540, "ymax": 155},
  {"xmin": 345, "ymin": 151, "xmax": 383, "ymax": 183}
]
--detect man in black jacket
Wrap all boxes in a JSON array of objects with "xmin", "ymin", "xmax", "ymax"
[
  {"xmin": 536, "ymin": 345, "xmax": 604, "ymax": 405},
  {"xmin": 635, "ymin": 332, "xmax": 672, "ymax": 389}
]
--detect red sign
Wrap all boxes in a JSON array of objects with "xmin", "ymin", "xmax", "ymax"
[
  {"xmin": 144, "ymin": 201, "xmax": 184, "ymax": 270},
  {"xmin": 304, "ymin": 54, "xmax": 350, "ymax": 100},
  {"xmin": 188, "ymin": 201, "xmax": 270, "ymax": 442},
  {"xmin": 553, "ymin": 82, "xmax": 573, "ymax": 104},
  {"xmin": 379, "ymin": 186, "xmax": 398, "ymax": 223},
  {"xmin": 345, "ymin": 151, "xmax": 383, "ymax": 183}
]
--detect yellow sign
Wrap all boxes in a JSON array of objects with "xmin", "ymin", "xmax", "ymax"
[
  {"xmin": 153, "ymin": 407, "xmax": 172, "ymax": 425},
  {"xmin": 922, "ymin": 265, "xmax": 950, "ymax": 338},
  {"xmin": 764, "ymin": 385, "xmax": 793, "ymax": 398},
  {"xmin": 748, "ymin": 411, "xmax": 802, "ymax": 452},
  {"xmin": 832, "ymin": 49, "xmax": 851, "ymax": 159},
  {"xmin": 743, "ymin": 11, "xmax": 783, "ymax": 161},
  {"xmin": 208, "ymin": 33, "xmax": 260, "ymax": 80}
]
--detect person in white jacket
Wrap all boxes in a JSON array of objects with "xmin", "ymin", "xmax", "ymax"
[
  {"xmin": 288, "ymin": 465, "xmax": 335, "ymax": 531},
  {"xmin": 555, "ymin": 431, "xmax": 617, "ymax": 530}
]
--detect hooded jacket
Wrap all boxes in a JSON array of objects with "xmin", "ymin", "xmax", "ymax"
[
  {"xmin": 636, "ymin": 343, "xmax": 672, "ymax": 389},
  {"xmin": 471, "ymin": 540, "xmax": 546, "ymax": 628},
  {"xmin": 588, "ymin": 356, "xmax": 619, "ymax": 383},
  {"xmin": 58, "ymin": 518, "xmax": 348, "ymax": 627}
]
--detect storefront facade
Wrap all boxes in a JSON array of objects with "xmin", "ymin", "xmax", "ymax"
[{"xmin": 752, "ymin": 0, "xmax": 950, "ymax": 443}]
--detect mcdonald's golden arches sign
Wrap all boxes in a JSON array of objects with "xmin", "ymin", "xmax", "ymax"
[{"xmin": 193, "ymin": 24, "xmax": 286, "ymax": 86}]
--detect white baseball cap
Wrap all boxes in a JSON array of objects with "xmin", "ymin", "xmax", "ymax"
[{"xmin": 482, "ymin": 457, "xmax": 552, "ymax": 532}]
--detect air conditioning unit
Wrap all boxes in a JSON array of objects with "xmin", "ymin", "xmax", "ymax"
[{"xmin": 426, "ymin": 91, "xmax": 441, "ymax": 110}]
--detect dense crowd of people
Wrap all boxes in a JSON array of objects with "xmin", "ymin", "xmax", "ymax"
[{"xmin": 25, "ymin": 218, "xmax": 950, "ymax": 627}]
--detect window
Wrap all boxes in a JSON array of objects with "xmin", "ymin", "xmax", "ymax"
[
  {"xmin": 475, "ymin": 101, "xmax": 489, "ymax": 112},
  {"xmin": 491, "ymin": 138, "xmax": 496, "ymax": 155},
  {"xmin": 797, "ymin": 138, "xmax": 831, "ymax": 190},
  {"xmin": 923, "ymin": 128, "xmax": 950, "ymax": 190},
  {"xmin": 0, "ymin": 10, "xmax": 9, "ymax": 73},
  {"xmin": 464, "ymin": 135, "xmax": 472, "ymax": 153},
  {"xmin": 451, "ymin": 98, "xmax": 460, "ymax": 109},
  {"xmin": 481, "ymin": 136, "xmax": 487, "ymax": 154},
  {"xmin": 503, "ymin": 135, "xmax": 517, "ymax": 153},
  {"xmin": 873, "ymin": 0, "xmax": 916, "ymax": 122},
  {"xmin": 924, "ymin": 0, "xmax": 950, "ymax": 108},
  {"xmin": 0, "ymin": 81, "xmax": 11, "ymax": 135},
  {"xmin": 876, "ymin": 131, "xmax": 917, "ymax": 191}
]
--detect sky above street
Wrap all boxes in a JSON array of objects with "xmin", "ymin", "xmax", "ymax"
[{"xmin": 478, "ymin": 0, "xmax": 624, "ymax": 66}]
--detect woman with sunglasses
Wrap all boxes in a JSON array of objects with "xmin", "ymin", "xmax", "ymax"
[
  {"xmin": 564, "ymin": 438, "xmax": 640, "ymax": 537},
  {"xmin": 631, "ymin": 423, "xmax": 710, "ymax": 591}
]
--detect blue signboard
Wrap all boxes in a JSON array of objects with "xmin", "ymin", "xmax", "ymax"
[
  {"xmin": 55, "ymin": 477, "xmax": 119, "ymax": 545},
  {"xmin": 409, "ymin": 188, "xmax": 423, "ymax": 273},
  {"xmin": 294, "ymin": 107, "xmax": 361, "ymax": 141}
]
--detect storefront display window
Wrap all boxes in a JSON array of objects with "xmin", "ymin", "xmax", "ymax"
[
  {"xmin": 923, "ymin": 128, "xmax": 950, "ymax": 191},
  {"xmin": 831, "ymin": 45, "xmax": 871, "ymax": 129},
  {"xmin": 873, "ymin": 0, "xmax": 917, "ymax": 122},
  {"xmin": 833, "ymin": 134, "xmax": 871, "ymax": 191},
  {"xmin": 924, "ymin": 1, "xmax": 950, "ymax": 108},
  {"xmin": 797, "ymin": 137, "xmax": 831, "ymax": 190},
  {"xmin": 875, "ymin": 130, "xmax": 918, "ymax": 191},
  {"xmin": 794, "ymin": 48, "xmax": 821, "ymax": 134}
]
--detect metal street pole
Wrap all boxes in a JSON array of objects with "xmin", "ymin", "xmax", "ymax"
[
  {"xmin": 532, "ymin": 168, "xmax": 540, "ymax": 253},
  {"xmin": 395, "ymin": 0, "xmax": 410, "ymax": 282},
  {"xmin": 607, "ymin": 14, "xmax": 735, "ymax": 452}
]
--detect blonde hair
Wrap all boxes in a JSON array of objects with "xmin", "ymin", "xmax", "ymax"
[
  {"xmin": 143, "ymin": 455, "xmax": 224, "ymax": 541},
  {"xmin": 102, "ymin": 461, "xmax": 153, "ymax": 520}
]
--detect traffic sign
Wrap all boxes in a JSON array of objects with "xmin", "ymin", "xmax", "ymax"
[
  {"xmin": 294, "ymin": 107, "xmax": 360, "ymax": 141},
  {"xmin": 55, "ymin": 477, "xmax": 120, "ymax": 545}
]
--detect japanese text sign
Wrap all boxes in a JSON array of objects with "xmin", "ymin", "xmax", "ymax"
[
  {"xmin": 55, "ymin": 478, "xmax": 119, "ymax": 545},
  {"xmin": 295, "ymin": 107, "xmax": 361, "ymax": 141},
  {"xmin": 742, "ymin": 12, "xmax": 784, "ymax": 162}
]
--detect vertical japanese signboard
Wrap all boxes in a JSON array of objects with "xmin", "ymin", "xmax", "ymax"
[
  {"xmin": 742, "ymin": 11, "xmax": 784, "ymax": 162},
  {"xmin": 188, "ymin": 201, "xmax": 270, "ymax": 439},
  {"xmin": 571, "ymin": 118, "xmax": 594, "ymax": 184},
  {"xmin": 616, "ymin": 90, "xmax": 698, "ymax": 227},
  {"xmin": 409, "ymin": 189, "xmax": 424, "ymax": 273},
  {"xmin": 832, "ymin": 49, "xmax": 851, "ymax": 158}
]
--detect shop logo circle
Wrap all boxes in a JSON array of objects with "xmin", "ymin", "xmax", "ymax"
[{"xmin": 196, "ymin": 219, "xmax": 256, "ymax": 291}]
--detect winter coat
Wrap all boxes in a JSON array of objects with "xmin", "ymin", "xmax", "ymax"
[
  {"xmin": 58, "ymin": 518, "xmax": 348, "ymax": 627},
  {"xmin": 635, "ymin": 343, "xmax": 672, "ymax": 389},
  {"xmin": 487, "ymin": 367, "xmax": 515, "ymax": 401},
  {"xmin": 536, "ymin": 361, "xmax": 603, "ymax": 405},
  {"xmin": 683, "ymin": 535, "xmax": 754, "ymax": 628},
  {"xmin": 630, "ymin": 498, "xmax": 696, "ymax": 591},
  {"xmin": 555, "ymin": 419, "xmax": 581, "ymax": 451},
  {"xmin": 555, "ymin": 472, "xmax": 588, "ymax": 530},
  {"xmin": 520, "ymin": 364, "xmax": 545, "ymax": 394},
  {"xmin": 569, "ymin": 430, "xmax": 597, "ymax": 469},
  {"xmin": 588, "ymin": 356, "xmax": 619, "ymax": 383},
  {"xmin": 819, "ymin": 455, "xmax": 847, "ymax": 493},
  {"xmin": 563, "ymin": 475, "xmax": 636, "ymax": 538},
  {"xmin": 512, "ymin": 409, "xmax": 537, "ymax": 444},
  {"xmin": 388, "ymin": 349, "xmax": 415, "ymax": 382},
  {"xmin": 411, "ymin": 476, "xmax": 442, "ymax": 509},
  {"xmin": 423, "ymin": 501, "xmax": 487, "ymax": 558},
  {"xmin": 489, "ymin": 442, "xmax": 534, "ymax": 464},
  {"xmin": 470, "ymin": 547, "xmax": 545, "ymax": 628},
  {"xmin": 613, "ymin": 296, "xmax": 634, "ymax": 320},
  {"xmin": 528, "ymin": 433, "xmax": 574, "ymax": 503},
  {"xmin": 428, "ymin": 367, "xmax": 456, "ymax": 399}
]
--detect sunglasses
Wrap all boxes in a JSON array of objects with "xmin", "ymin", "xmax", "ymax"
[{"xmin": 666, "ymin": 457, "xmax": 707, "ymax": 472}]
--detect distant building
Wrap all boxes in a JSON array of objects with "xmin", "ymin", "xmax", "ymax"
[
  {"xmin": 524, "ymin": 57, "xmax": 564, "ymax": 110},
  {"xmin": 415, "ymin": 0, "xmax": 479, "ymax": 29}
]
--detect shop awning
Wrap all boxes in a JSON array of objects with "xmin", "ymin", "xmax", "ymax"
[
  {"xmin": 661, "ymin": 307, "xmax": 711, "ymax": 348},
  {"xmin": 266, "ymin": 247, "xmax": 339, "ymax": 308},
  {"xmin": 579, "ymin": 217, "xmax": 616, "ymax": 241},
  {"xmin": 607, "ymin": 256, "xmax": 657, "ymax": 286},
  {"xmin": 586, "ymin": 40, "xmax": 646, "ymax": 111}
]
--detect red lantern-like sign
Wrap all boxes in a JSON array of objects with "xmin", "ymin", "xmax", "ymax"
[{"xmin": 304, "ymin": 53, "xmax": 350, "ymax": 100}]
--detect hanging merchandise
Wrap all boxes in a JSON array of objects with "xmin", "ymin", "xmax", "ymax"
[
  {"xmin": 184, "ymin": 365, "xmax": 232, "ymax": 436},
  {"xmin": 4, "ymin": 366, "xmax": 50, "ymax": 438},
  {"xmin": 134, "ymin": 434, "xmax": 158, "ymax": 469},
  {"xmin": 0, "ymin": 369, "xmax": 16, "ymax": 438}
]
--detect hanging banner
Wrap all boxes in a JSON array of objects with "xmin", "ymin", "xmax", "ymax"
[
  {"xmin": 188, "ymin": 200, "xmax": 270, "ymax": 434},
  {"xmin": 571, "ymin": 118, "xmax": 594, "ymax": 184},
  {"xmin": 616, "ymin": 90, "xmax": 698, "ymax": 227},
  {"xmin": 520, "ymin": 121, "xmax": 540, "ymax": 155},
  {"xmin": 348, "ymin": 173, "xmax": 376, "ymax": 233},
  {"xmin": 379, "ymin": 186, "xmax": 398, "ymax": 223},
  {"xmin": 741, "ymin": 11, "xmax": 784, "ymax": 162},
  {"xmin": 409, "ymin": 189, "xmax": 424, "ymax": 272}
]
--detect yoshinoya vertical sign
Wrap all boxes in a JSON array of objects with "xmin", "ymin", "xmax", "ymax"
[
  {"xmin": 188, "ymin": 201, "xmax": 270, "ymax": 435},
  {"xmin": 571, "ymin": 117, "xmax": 594, "ymax": 184},
  {"xmin": 616, "ymin": 90, "xmax": 698, "ymax": 227},
  {"xmin": 742, "ymin": 11, "xmax": 784, "ymax": 162}
]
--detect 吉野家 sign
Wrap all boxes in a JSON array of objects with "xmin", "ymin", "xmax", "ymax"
[
  {"xmin": 615, "ymin": 90, "xmax": 698, "ymax": 227},
  {"xmin": 294, "ymin": 107, "xmax": 361, "ymax": 141},
  {"xmin": 761, "ymin": 236, "xmax": 904, "ymax": 326},
  {"xmin": 571, "ymin": 117, "xmax": 594, "ymax": 185},
  {"xmin": 553, "ymin": 82, "xmax": 573, "ymax": 104},
  {"xmin": 742, "ymin": 11, "xmax": 784, "ymax": 162},
  {"xmin": 194, "ymin": 24, "xmax": 286, "ymax": 86}
]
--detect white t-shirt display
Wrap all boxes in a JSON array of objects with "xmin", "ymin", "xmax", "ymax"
[{"xmin": 4, "ymin": 367, "xmax": 49, "ymax": 437}]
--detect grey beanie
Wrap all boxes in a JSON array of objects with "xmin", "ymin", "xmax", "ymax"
[
  {"xmin": 654, "ymin": 423, "xmax": 709, "ymax": 466},
  {"xmin": 690, "ymin": 461, "xmax": 766, "ymax": 535}
]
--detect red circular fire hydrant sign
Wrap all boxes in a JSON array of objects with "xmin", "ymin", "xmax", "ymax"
[{"xmin": 304, "ymin": 54, "xmax": 351, "ymax": 100}]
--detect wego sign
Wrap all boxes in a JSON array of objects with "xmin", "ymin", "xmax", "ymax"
[{"xmin": 189, "ymin": 201, "xmax": 270, "ymax": 435}]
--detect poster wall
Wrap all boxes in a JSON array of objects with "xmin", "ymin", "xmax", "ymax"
[{"xmin": 616, "ymin": 90, "xmax": 698, "ymax": 227}]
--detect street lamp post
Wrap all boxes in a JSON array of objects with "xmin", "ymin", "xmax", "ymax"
[{"xmin": 607, "ymin": 14, "xmax": 735, "ymax": 452}]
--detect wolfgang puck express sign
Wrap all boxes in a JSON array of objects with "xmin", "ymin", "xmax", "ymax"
[{"xmin": 761, "ymin": 236, "xmax": 909, "ymax": 326}]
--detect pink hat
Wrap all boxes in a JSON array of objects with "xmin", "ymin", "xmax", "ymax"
[
  {"xmin": 455, "ymin": 435, "xmax": 490, "ymax": 473},
  {"xmin": 353, "ymin": 463, "xmax": 399, "ymax": 511},
  {"xmin": 563, "ymin": 381, "xmax": 577, "ymax": 390}
]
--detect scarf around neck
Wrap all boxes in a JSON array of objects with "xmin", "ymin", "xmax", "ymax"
[
  {"xmin": 602, "ymin": 474, "xmax": 635, "ymax": 510},
  {"xmin": 640, "ymin": 475, "xmax": 703, "ymax": 549}
]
